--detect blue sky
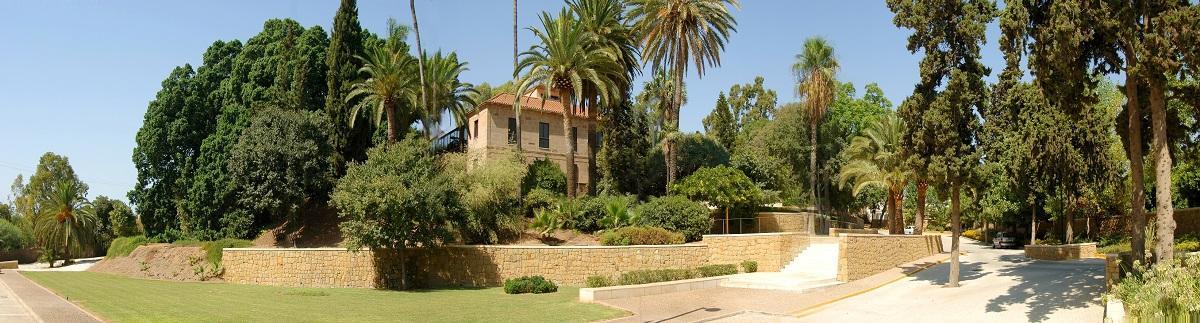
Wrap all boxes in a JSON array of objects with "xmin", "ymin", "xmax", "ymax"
[{"xmin": 0, "ymin": 0, "xmax": 1004, "ymax": 204}]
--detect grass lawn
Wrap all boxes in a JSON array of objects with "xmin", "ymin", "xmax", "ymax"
[{"xmin": 23, "ymin": 272, "xmax": 626, "ymax": 323}]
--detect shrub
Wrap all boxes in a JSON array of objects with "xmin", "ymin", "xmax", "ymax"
[
  {"xmin": 634, "ymin": 196, "xmax": 711, "ymax": 242},
  {"xmin": 106, "ymin": 235, "xmax": 150, "ymax": 258},
  {"xmin": 522, "ymin": 159, "xmax": 567, "ymax": 194},
  {"xmin": 575, "ymin": 195, "xmax": 636, "ymax": 232},
  {"xmin": 697, "ymin": 264, "xmax": 738, "ymax": 277},
  {"xmin": 1176, "ymin": 241, "xmax": 1200, "ymax": 253},
  {"xmin": 585, "ymin": 275, "xmax": 613, "ymax": 288},
  {"xmin": 671, "ymin": 166, "xmax": 766, "ymax": 229},
  {"xmin": 1111, "ymin": 255, "xmax": 1200, "ymax": 318},
  {"xmin": 523, "ymin": 188, "xmax": 561, "ymax": 217},
  {"xmin": 531, "ymin": 209, "xmax": 564, "ymax": 237},
  {"xmin": 618, "ymin": 269, "xmax": 696, "ymax": 285},
  {"xmin": 503, "ymin": 276, "xmax": 558, "ymax": 294},
  {"xmin": 962, "ymin": 229, "xmax": 982, "ymax": 241},
  {"xmin": 0, "ymin": 219, "xmax": 23, "ymax": 251},
  {"xmin": 599, "ymin": 226, "xmax": 684, "ymax": 246},
  {"xmin": 741, "ymin": 260, "xmax": 758, "ymax": 273},
  {"xmin": 444, "ymin": 152, "xmax": 526, "ymax": 243}
]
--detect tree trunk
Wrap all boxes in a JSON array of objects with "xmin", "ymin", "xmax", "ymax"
[
  {"xmin": 916, "ymin": 180, "xmax": 928, "ymax": 234},
  {"xmin": 399, "ymin": 247, "xmax": 408, "ymax": 290},
  {"xmin": 725, "ymin": 207, "xmax": 730, "ymax": 234},
  {"xmin": 948, "ymin": 184, "xmax": 962, "ymax": 288},
  {"xmin": 810, "ymin": 122, "xmax": 818, "ymax": 209},
  {"xmin": 665, "ymin": 61, "xmax": 683, "ymax": 190},
  {"xmin": 1065, "ymin": 195, "xmax": 1074, "ymax": 244},
  {"xmin": 564, "ymin": 94, "xmax": 578, "ymax": 198},
  {"xmin": 385, "ymin": 98, "xmax": 399, "ymax": 143},
  {"xmin": 512, "ymin": 0, "xmax": 522, "ymax": 153},
  {"xmin": 410, "ymin": 0, "xmax": 428, "ymax": 139},
  {"xmin": 1149, "ymin": 77, "xmax": 1176, "ymax": 262},
  {"xmin": 1124, "ymin": 53, "xmax": 1148, "ymax": 262},
  {"xmin": 1031, "ymin": 203, "xmax": 1038, "ymax": 244}
]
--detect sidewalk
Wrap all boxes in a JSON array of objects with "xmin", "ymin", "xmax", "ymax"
[{"xmin": 0, "ymin": 270, "xmax": 101, "ymax": 323}]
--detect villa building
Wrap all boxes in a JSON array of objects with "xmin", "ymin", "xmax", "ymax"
[{"xmin": 463, "ymin": 88, "xmax": 598, "ymax": 193}]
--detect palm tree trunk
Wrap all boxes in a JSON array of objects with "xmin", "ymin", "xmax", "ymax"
[
  {"xmin": 916, "ymin": 180, "xmax": 927, "ymax": 234},
  {"xmin": 410, "ymin": 0, "xmax": 429, "ymax": 139},
  {"xmin": 512, "ymin": 0, "xmax": 523, "ymax": 153},
  {"xmin": 810, "ymin": 122, "xmax": 818, "ymax": 210},
  {"xmin": 947, "ymin": 183, "xmax": 962, "ymax": 287},
  {"xmin": 1123, "ymin": 49, "xmax": 1147, "ymax": 262},
  {"xmin": 665, "ymin": 59, "xmax": 684, "ymax": 189},
  {"xmin": 564, "ymin": 94, "xmax": 578, "ymax": 198},
  {"xmin": 385, "ymin": 98, "xmax": 399, "ymax": 143},
  {"xmin": 1149, "ymin": 77, "xmax": 1176, "ymax": 262}
]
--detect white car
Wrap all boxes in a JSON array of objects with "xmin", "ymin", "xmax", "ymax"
[{"xmin": 904, "ymin": 226, "xmax": 915, "ymax": 235}]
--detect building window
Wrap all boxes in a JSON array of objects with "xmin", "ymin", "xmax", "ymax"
[
  {"xmin": 571, "ymin": 127, "xmax": 578, "ymax": 152},
  {"xmin": 538, "ymin": 122, "xmax": 550, "ymax": 149},
  {"xmin": 507, "ymin": 118, "xmax": 517, "ymax": 144},
  {"xmin": 590, "ymin": 130, "xmax": 600, "ymax": 150},
  {"xmin": 473, "ymin": 120, "xmax": 479, "ymax": 139}
]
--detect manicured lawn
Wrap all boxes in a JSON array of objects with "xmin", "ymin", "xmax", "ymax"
[{"xmin": 23, "ymin": 272, "xmax": 625, "ymax": 323}]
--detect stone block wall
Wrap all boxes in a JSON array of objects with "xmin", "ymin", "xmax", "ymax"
[
  {"xmin": 830, "ymin": 228, "xmax": 877, "ymax": 236},
  {"xmin": 223, "ymin": 232, "xmax": 813, "ymax": 288},
  {"xmin": 413, "ymin": 245, "xmax": 709, "ymax": 287},
  {"xmin": 836, "ymin": 235, "xmax": 944, "ymax": 282},
  {"xmin": 756, "ymin": 212, "xmax": 814, "ymax": 234},
  {"xmin": 704, "ymin": 232, "xmax": 809, "ymax": 271},
  {"xmin": 1024, "ymin": 243, "xmax": 1099, "ymax": 261}
]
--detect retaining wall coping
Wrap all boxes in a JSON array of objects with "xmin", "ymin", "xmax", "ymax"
[
  {"xmin": 226, "ymin": 244, "xmax": 709, "ymax": 252},
  {"xmin": 754, "ymin": 212, "xmax": 810, "ymax": 215},
  {"xmin": 839, "ymin": 234, "xmax": 936, "ymax": 238},
  {"xmin": 579, "ymin": 276, "xmax": 729, "ymax": 302},
  {"xmin": 702, "ymin": 232, "xmax": 808, "ymax": 238},
  {"xmin": 1025, "ymin": 242, "xmax": 1098, "ymax": 248}
]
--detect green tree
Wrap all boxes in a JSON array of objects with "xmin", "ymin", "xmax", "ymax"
[
  {"xmin": 227, "ymin": 108, "xmax": 335, "ymax": 238},
  {"xmin": 837, "ymin": 114, "xmax": 910, "ymax": 234},
  {"xmin": 325, "ymin": 0, "xmax": 373, "ymax": 168},
  {"xmin": 598, "ymin": 101, "xmax": 654, "ymax": 197},
  {"xmin": 515, "ymin": 9, "xmax": 626, "ymax": 198},
  {"xmin": 672, "ymin": 165, "xmax": 763, "ymax": 234},
  {"xmin": 634, "ymin": 70, "xmax": 684, "ymax": 144},
  {"xmin": 888, "ymin": 0, "xmax": 996, "ymax": 287},
  {"xmin": 444, "ymin": 151, "xmax": 526, "ymax": 244},
  {"xmin": 34, "ymin": 179, "xmax": 98, "ymax": 267},
  {"xmin": 728, "ymin": 76, "xmax": 778, "ymax": 150},
  {"xmin": 793, "ymin": 37, "xmax": 840, "ymax": 210},
  {"xmin": 703, "ymin": 93, "xmax": 737, "ymax": 150},
  {"xmin": 332, "ymin": 138, "xmax": 457, "ymax": 289},
  {"xmin": 412, "ymin": 51, "xmax": 477, "ymax": 136},
  {"xmin": 348, "ymin": 21, "xmax": 416, "ymax": 144},
  {"xmin": 629, "ymin": 0, "xmax": 739, "ymax": 189}
]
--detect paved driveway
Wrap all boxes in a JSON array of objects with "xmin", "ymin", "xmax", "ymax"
[{"xmin": 798, "ymin": 238, "xmax": 1106, "ymax": 323}]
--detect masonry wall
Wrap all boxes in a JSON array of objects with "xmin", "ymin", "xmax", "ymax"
[
  {"xmin": 223, "ymin": 232, "xmax": 810, "ymax": 288},
  {"xmin": 836, "ymin": 235, "xmax": 944, "ymax": 282},
  {"xmin": 755, "ymin": 212, "xmax": 814, "ymax": 234},
  {"xmin": 704, "ymin": 232, "xmax": 810, "ymax": 272},
  {"xmin": 1024, "ymin": 243, "xmax": 1099, "ymax": 261}
]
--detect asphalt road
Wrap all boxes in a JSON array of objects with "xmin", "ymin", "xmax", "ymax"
[{"xmin": 799, "ymin": 237, "xmax": 1106, "ymax": 323}]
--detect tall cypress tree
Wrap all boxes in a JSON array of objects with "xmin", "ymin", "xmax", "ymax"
[{"xmin": 325, "ymin": 0, "xmax": 370, "ymax": 168}]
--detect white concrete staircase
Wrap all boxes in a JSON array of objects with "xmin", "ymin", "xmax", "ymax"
[{"xmin": 719, "ymin": 238, "xmax": 842, "ymax": 292}]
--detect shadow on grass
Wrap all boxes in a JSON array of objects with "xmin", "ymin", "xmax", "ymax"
[{"xmin": 982, "ymin": 257, "xmax": 1105, "ymax": 322}]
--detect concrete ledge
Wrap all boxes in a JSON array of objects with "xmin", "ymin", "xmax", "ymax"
[
  {"xmin": 579, "ymin": 276, "xmax": 728, "ymax": 302},
  {"xmin": 1024, "ymin": 243, "xmax": 1098, "ymax": 260},
  {"xmin": 0, "ymin": 260, "xmax": 15, "ymax": 269}
]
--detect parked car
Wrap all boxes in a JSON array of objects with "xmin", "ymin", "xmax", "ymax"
[
  {"xmin": 993, "ymin": 232, "xmax": 1018, "ymax": 249},
  {"xmin": 904, "ymin": 225, "xmax": 915, "ymax": 235}
]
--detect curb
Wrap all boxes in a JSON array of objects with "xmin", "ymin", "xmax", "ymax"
[{"xmin": 14, "ymin": 271, "xmax": 107, "ymax": 322}]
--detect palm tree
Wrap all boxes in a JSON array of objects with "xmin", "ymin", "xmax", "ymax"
[
  {"xmin": 409, "ymin": 0, "xmax": 428, "ymax": 139},
  {"xmin": 412, "ymin": 51, "xmax": 478, "ymax": 137},
  {"xmin": 515, "ymin": 9, "xmax": 625, "ymax": 198},
  {"xmin": 837, "ymin": 114, "xmax": 909, "ymax": 234},
  {"xmin": 347, "ymin": 24, "xmax": 416, "ymax": 144},
  {"xmin": 34, "ymin": 179, "xmax": 98, "ymax": 267},
  {"xmin": 635, "ymin": 69, "xmax": 684, "ymax": 145},
  {"xmin": 629, "ymin": 0, "xmax": 739, "ymax": 189},
  {"xmin": 793, "ymin": 37, "xmax": 839, "ymax": 210},
  {"xmin": 569, "ymin": 0, "xmax": 639, "ymax": 97}
]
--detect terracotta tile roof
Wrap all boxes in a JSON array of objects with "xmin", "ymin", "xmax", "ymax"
[{"xmin": 473, "ymin": 93, "xmax": 593, "ymax": 118}]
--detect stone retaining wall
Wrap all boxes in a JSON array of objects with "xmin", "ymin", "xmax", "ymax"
[
  {"xmin": 704, "ymin": 232, "xmax": 809, "ymax": 272},
  {"xmin": 830, "ymin": 228, "xmax": 877, "ymax": 236},
  {"xmin": 1024, "ymin": 243, "xmax": 1098, "ymax": 261},
  {"xmin": 223, "ymin": 232, "xmax": 810, "ymax": 288},
  {"xmin": 836, "ymin": 234, "xmax": 944, "ymax": 282},
  {"xmin": 756, "ymin": 212, "xmax": 814, "ymax": 234}
]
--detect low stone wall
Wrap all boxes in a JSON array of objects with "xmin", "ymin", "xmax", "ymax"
[
  {"xmin": 830, "ymin": 228, "xmax": 877, "ymax": 236},
  {"xmin": 704, "ymin": 232, "xmax": 809, "ymax": 272},
  {"xmin": 836, "ymin": 234, "xmax": 944, "ymax": 282},
  {"xmin": 756, "ymin": 212, "xmax": 814, "ymax": 234},
  {"xmin": 223, "ymin": 232, "xmax": 812, "ymax": 288},
  {"xmin": 0, "ymin": 249, "xmax": 41, "ymax": 264},
  {"xmin": 1024, "ymin": 243, "xmax": 1098, "ymax": 261}
]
